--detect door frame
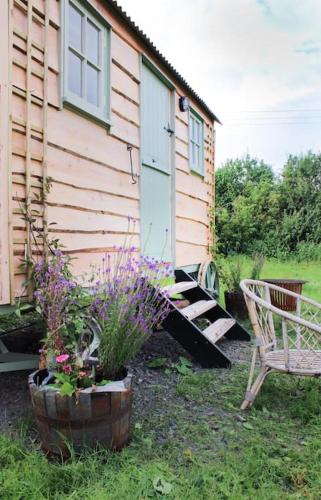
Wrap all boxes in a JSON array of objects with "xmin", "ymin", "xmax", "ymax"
[{"xmin": 139, "ymin": 55, "xmax": 176, "ymax": 265}]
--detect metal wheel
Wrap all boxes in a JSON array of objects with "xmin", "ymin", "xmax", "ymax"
[{"xmin": 198, "ymin": 259, "xmax": 220, "ymax": 299}]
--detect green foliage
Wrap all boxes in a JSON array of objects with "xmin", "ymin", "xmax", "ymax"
[
  {"xmin": 147, "ymin": 356, "xmax": 168, "ymax": 369},
  {"xmin": 173, "ymin": 356, "xmax": 193, "ymax": 375},
  {"xmin": 53, "ymin": 372, "xmax": 77, "ymax": 397},
  {"xmin": 215, "ymin": 152, "xmax": 321, "ymax": 259},
  {"xmin": 296, "ymin": 242, "xmax": 321, "ymax": 262},
  {"xmin": 250, "ymin": 252, "xmax": 265, "ymax": 280},
  {"xmin": 216, "ymin": 253, "xmax": 264, "ymax": 292},
  {"xmin": 215, "ymin": 155, "xmax": 275, "ymax": 210},
  {"xmin": 218, "ymin": 255, "xmax": 321, "ymax": 304},
  {"xmin": 217, "ymin": 259, "xmax": 243, "ymax": 292},
  {"xmin": 147, "ymin": 356, "xmax": 193, "ymax": 375},
  {"xmin": 280, "ymin": 152, "xmax": 321, "ymax": 251}
]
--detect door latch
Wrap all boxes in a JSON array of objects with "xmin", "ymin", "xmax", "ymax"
[{"xmin": 164, "ymin": 123, "xmax": 174, "ymax": 136}]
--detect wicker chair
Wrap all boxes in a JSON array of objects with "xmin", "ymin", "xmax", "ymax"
[{"xmin": 240, "ymin": 279, "xmax": 321, "ymax": 410}]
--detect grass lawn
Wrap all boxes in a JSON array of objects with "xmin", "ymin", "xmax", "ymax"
[
  {"xmin": 219, "ymin": 255, "xmax": 321, "ymax": 303},
  {"xmin": 1, "ymin": 258, "xmax": 321, "ymax": 499}
]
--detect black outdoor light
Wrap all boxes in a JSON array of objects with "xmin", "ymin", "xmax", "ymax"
[{"xmin": 179, "ymin": 95, "xmax": 189, "ymax": 112}]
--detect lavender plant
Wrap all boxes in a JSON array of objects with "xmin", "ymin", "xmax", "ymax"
[
  {"xmin": 90, "ymin": 247, "xmax": 172, "ymax": 379},
  {"xmin": 33, "ymin": 250, "xmax": 95, "ymax": 395},
  {"xmin": 33, "ymin": 250, "xmax": 84, "ymax": 354}
]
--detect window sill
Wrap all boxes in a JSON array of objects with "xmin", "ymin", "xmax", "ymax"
[
  {"xmin": 190, "ymin": 167, "xmax": 205, "ymax": 179},
  {"xmin": 62, "ymin": 99, "xmax": 111, "ymax": 129}
]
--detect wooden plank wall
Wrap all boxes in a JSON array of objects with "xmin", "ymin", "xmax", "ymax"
[
  {"xmin": 174, "ymin": 95, "xmax": 215, "ymax": 267},
  {"xmin": 8, "ymin": 0, "xmax": 215, "ymax": 301}
]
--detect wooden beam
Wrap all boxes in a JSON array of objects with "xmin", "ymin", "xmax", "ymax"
[
  {"xmin": 25, "ymin": 0, "xmax": 32, "ymax": 296},
  {"xmin": 42, "ymin": 0, "xmax": 49, "ymax": 257},
  {"xmin": 8, "ymin": 0, "xmax": 15, "ymax": 304},
  {"xmin": 0, "ymin": 0, "xmax": 11, "ymax": 304}
]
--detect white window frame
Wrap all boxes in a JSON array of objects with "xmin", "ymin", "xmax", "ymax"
[
  {"xmin": 189, "ymin": 108, "xmax": 204, "ymax": 176},
  {"xmin": 61, "ymin": 0, "xmax": 111, "ymax": 125}
]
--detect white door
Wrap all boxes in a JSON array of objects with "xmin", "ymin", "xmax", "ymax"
[{"xmin": 141, "ymin": 63, "xmax": 173, "ymax": 261}]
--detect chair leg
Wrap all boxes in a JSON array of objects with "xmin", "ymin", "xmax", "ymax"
[{"xmin": 241, "ymin": 366, "xmax": 270, "ymax": 410}]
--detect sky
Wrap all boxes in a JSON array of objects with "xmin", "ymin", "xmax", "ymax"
[{"xmin": 117, "ymin": 0, "xmax": 321, "ymax": 172}]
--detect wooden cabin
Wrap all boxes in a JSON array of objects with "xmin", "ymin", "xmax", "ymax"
[{"xmin": 0, "ymin": 0, "xmax": 220, "ymax": 305}]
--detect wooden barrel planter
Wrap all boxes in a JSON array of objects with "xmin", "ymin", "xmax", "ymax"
[
  {"xmin": 28, "ymin": 369, "xmax": 133, "ymax": 459},
  {"xmin": 262, "ymin": 279, "xmax": 307, "ymax": 312},
  {"xmin": 224, "ymin": 291, "xmax": 248, "ymax": 319}
]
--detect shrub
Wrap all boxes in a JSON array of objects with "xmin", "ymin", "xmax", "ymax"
[
  {"xmin": 215, "ymin": 152, "xmax": 321, "ymax": 259},
  {"xmin": 296, "ymin": 242, "xmax": 321, "ymax": 262},
  {"xmin": 250, "ymin": 253, "xmax": 265, "ymax": 280},
  {"xmin": 90, "ymin": 247, "xmax": 172, "ymax": 379},
  {"xmin": 217, "ymin": 259, "xmax": 242, "ymax": 292}
]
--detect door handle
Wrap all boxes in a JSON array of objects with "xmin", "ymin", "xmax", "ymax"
[{"xmin": 164, "ymin": 124, "xmax": 174, "ymax": 136}]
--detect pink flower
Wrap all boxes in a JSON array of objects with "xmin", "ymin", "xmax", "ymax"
[
  {"xmin": 62, "ymin": 364, "xmax": 72, "ymax": 374},
  {"xmin": 56, "ymin": 354, "xmax": 69, "ymax": 363}
]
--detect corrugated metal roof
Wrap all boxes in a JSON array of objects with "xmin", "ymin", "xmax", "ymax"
[{"xmin": 106, "ymin": 0, "xmax": 221, "ymax": 124}]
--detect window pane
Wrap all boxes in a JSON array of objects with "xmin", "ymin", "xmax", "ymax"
[
  {"xmin": 69, "ymin": 2, "xmax": 82, "ymax": 51},
  {"xmin": 68, "ymin": 50, "xmax": 82, "ymax": 96},
  {"xmin": 191, "ymin": 118, "xmax": 195, "ymax": 141},
  {"xmin": 197, "ymin": 122, "xmax": 201, "ymax": 145},
  {"xmin": 189, "ymin": 112, "xmax": 203, "ymax": 172},
  {"xmin": 87, "ymin": 64, "xmax": 99, "ymax": 106},
  {"xmin": 196, "ymin": 145, "xmax": 200, "ymax": 169},
  {"xmin": 87, "ymin": 20, "xmax": 99, "ymax": 65}
]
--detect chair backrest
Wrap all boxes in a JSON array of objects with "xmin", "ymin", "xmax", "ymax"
[{"xmin": 240, "ymin": 280, "xmax": 321, "ymax": 356}]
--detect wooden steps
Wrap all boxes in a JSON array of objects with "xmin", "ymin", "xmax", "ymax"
[
  {"xmin": 161, "ymin": 281, "xmax": 197, "ymax": 297},
  {"xmin": 160, "ymin": 270, "xmax": 251, "ymax": 368},
  {"xmin": 203, "ymin": 318, "xmax": 236, "ymax": 344},
  {"xmin": 181, "ymin": 299, "xmax": 217, "ymax": 320}
]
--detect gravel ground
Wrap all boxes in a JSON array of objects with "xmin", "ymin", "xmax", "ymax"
[{"xmin": 0, "ymin": 329, "xmax": 252, "ymax": 434}]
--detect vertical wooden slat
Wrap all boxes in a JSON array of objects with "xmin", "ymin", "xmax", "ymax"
[
  {"xmin": 30, "ymin": 373, "xmax": 134, "ymax": 458},
  {"xmin": 25, "ymin": 0, "xmax": 33, "ymax": 290},
  {"xmin": 282, "ymin": 318, "xmax": 289, "ymax": 370},
  {"xmin": 8, "ymin": 0, "xmax": 15, "ymax": 304},
  {"xmin": 265, "ymin": 284, "xmax": 276, "ymax": 346},
  {"xmin": 0, "ymin": 0, "xmax": 11, "ymax": 304},
  {"xmin": 296, "ymin": 297, "xmax": 302, "ymax": 349},
  {"xmin": 42, "ymin": 0, "xmax": 49, "ymax": 256},
  {"xmin": 211, "ymin": 126, "xmax": 216, "ymax": 252}
]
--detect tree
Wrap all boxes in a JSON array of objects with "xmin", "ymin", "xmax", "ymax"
[
  {"xmin": 278, "ymin": 152, "xmax": 321, "ymax": 250},
  {"xmin": 215, "ymin": 155, "xmax": 279, "ymax": 255},
  {"xmin": 215, "ymin": 155, "xmax": 275, "ymax": 210},
  {"xmin": 215, "ymin": 152, "xmax": 321, "ymax": 258}
]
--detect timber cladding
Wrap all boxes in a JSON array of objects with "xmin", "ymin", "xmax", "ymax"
[{"xmin": 4, "ymin": 0, "xmax": 216, "ymax": 303}]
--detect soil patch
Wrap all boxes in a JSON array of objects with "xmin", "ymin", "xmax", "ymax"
[{"xmin": 0, "ymin": 328, "xmax": 252, "ymax": 434}]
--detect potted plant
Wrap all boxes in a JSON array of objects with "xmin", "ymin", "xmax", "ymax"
[
  {"xmin": 219, "ymin": 253, "xmax": 264, "ymax": 319},
  {"xmin": 28, "ymin": 247, "xmax": 171, "ymax": 458}
]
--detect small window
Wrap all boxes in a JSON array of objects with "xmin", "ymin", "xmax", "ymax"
[
  {"xmin": 189, "ymin": 109, "xmax": 204, "ymax": 175},
  {"xmin": 62, "ymin": 0, "xmax": 110, "ymax": 124}
]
